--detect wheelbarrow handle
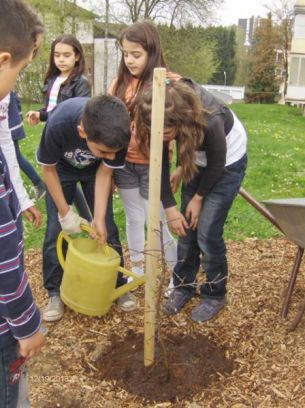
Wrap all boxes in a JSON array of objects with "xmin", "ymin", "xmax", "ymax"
[{"xmin": 239, "ymin": 187, "xmax": 283, "ymax": 233}]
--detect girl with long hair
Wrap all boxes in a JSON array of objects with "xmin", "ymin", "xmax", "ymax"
[
  {"xmin": 109, "ymin": 21, "xmax": 179, "ymax": 297},
  {"xmin": 26, "ymin": 34, "xmax": 90, "ymax": 123},
  {"xmin": 135, "ymin": 79, "xmax": 248, "ymax": 322}
]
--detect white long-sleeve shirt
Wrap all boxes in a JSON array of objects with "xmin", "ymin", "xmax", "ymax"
[{"xmin": 0, "ymin": 94, "xmax": 34, "ymax": 211}]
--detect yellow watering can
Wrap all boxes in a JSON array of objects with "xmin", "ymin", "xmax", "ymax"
[{"xmin": 57, "ymin": 224, "xmax": 145, "ymax": 316}]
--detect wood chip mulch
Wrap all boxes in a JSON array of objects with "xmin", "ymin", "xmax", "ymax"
[{"xmin": 25, "ymin": 238, "xmax": 305, "ymax": 408}]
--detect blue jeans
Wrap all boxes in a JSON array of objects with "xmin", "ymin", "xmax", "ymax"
[
  {"xmin": 0, "ymin": 341, "xmax": 19, "ymax": 408},
  {"xmin": 14, "ymin": 140, "xmax": 41, "ymax": 186},
  {"xmin": 43, "ymin": 165, "xmax": 126, "ymax": 297},
  {"xmin": 173, "ymin": 154, "xmax": 247, "ymax": 299}
]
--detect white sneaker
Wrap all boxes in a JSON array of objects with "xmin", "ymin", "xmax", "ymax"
[
  {"xmin": 127, "ymin": 267, "xmax": 144, "ymax": 284},
  {"xmin": 117, "ymin": 292, "xmax": 137, "ymax": 312},
  {"xmin": 164, "ymin": 276, "xmax": 175, "ymax": 299},
  {"xmin": 43, "ymin": 295, "xmax": 64, "ymax": 322}
]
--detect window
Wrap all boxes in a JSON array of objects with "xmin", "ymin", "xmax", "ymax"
[
  {"xmin": 300, "ymin": 58, "xmax": 305, "ymax": 86},
  {"xmin": 294, "ymin": 15, "xmax": 305, "ymax": 39},
  {"xmin": 289, "ymin": 56, "xmax": 305, "ymax": 86}
]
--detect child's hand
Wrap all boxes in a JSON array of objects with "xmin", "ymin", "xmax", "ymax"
[
  {"xmin": 164, "ymin": 206, "xmax": 189, "ymax": 237},
  {"xmin": 58, "ymin": 207, "xmax": 89, "ymax": 234},
  {"xmin": 170, "ymin": 166, "xmax": 182, "ymax": 194},
  {"xmin": 25, "ymin": 111, "xmax": 40, "ymax": 126},
  {"xmin": 91, "ymin": 218, "xmax": 108, "ymax": 245},
  {"xmin": 185, "ymin": 194, "xmax": 203, "ymax": 230},
  {"xmin": 22, "ymin": 205, "xmax": 42, "ymax": 228},
  {"xmin": 18, "ymin": 330, "xmax": 45, "ymax": 360}
]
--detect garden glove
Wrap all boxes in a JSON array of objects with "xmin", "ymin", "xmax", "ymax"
[{"xmin": 58, "ymin": 206, "xmax": 89, "ymax": 234}]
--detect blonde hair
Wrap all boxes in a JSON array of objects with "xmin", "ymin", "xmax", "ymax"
[{"xmin": 136, "ymin": 80, "xmax": 207, "ymax": 182}]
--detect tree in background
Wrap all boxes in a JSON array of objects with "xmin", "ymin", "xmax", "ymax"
[
  {"xmin": 204, "ymin": 26, "xmax": 237, "ymax": 85},
  {"xmin": 248, "ymin": 13, "xmax": 279, "ymax": 96},
  {"xmin": 234, "ymin": 26, "xmax": 251, "ymax": 87},
  {"xmin": 81, "ymin": 0, "xmax": 224, "ymax": 26},
  {"xmin": 159, "ymin": 25, "xmax": 219, "ymax": 83},
  {"xmin": 266, "ymin": 0, "xmax": 294, "ymax": 97}
]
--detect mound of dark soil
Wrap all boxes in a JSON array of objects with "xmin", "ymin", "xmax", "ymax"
[{"xmin": 97, "ymin": 329, "xmax": 234, "ymax": 403}]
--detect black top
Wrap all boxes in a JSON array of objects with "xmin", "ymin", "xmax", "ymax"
[
  {"xmin": 38, "ymin": 75, "xmax": 91, "ymax": 122},
  {"xmin": 161, "ymin": 79, "xmax": 237, "ymax": 209}
]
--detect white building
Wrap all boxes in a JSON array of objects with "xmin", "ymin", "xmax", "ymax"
[
  {"xmin": 285, "ymin": 0, "xmax": 305, "ymax": 109},
  {"xmin": 94, "ymin": 38, "xmax": 120, "ymax": 96}
]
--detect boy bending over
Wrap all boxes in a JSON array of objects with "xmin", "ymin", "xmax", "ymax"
[{"xmin": 37, "ymin": 96, "xmax": 137, "ymax": 321}]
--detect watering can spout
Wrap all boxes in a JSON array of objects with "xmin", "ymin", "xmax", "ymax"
[{"xmin": 110, "ymin": 268, "xmax": 146, "ymax": 302}]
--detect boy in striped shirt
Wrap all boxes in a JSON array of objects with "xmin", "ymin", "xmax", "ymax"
[{"xmin": 0, "ymin": 1, "xmax": 45, "ymax": 406}]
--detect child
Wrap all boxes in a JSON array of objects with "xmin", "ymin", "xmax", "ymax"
[
  {"xmin": 0, "ymin": 1, "xmax": 45, "ymax": 406},
  {"xmin": 36, "ymin": 96, "xmax": 136, "ymax": 321},
  {"xmin": 109, "ymin": 20, "xmax": 179, "ymax": 290},
  {"xmin": 9, "ymin": 91, "xmax": 46, "ymax": 200},
  {"xmin": 26, "ymin": 34, "xmax": 91, "ymax": 124},
  {"xmin": 26, "ymin": 34, "xmax": 92, "ymax": 221},
  {"xmin": 135, "ymin": 79, "xmax": 248, "ymax": 322},
  {"xmin": 0, "ymin": 94, "xmax": 42, "ymax": 229}
]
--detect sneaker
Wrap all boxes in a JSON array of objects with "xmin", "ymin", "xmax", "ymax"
[
  {"xmin": 34, "ymin": 181, "xmax": 46, "ymax": 201},
  {"xmin": 164, "ymin": 276, "xmax": 174, "ymax": 299},
  {"xmin": 43, "ymin": 295, "xmax": 64, "ymax": 322},
  {"xmin": 191, "ymin": 297, "xmax": 226, "ymax": 323},
  {"xmin": 163, "ymin": 289, "xmax": 192, "ymax": 315},
  {"xmin": 127, "ymin": 266, "xmax": 144, "ymax": 284},
  {"xmin": 117, "ymin": 292, "xmax": 137, "ymax": 312}
]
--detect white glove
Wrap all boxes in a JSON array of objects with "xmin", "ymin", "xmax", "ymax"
[{"xmin": 58, "ymin": 206, "xmax": 89, "ymax": 234}]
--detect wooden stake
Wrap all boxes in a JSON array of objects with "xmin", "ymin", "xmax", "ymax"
[{"xmin": 144, "ymin": 68, "xmax": 166, "ymax": 366}]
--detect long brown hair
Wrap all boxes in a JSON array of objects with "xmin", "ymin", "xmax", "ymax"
[
  {"xmin": 113, "ymin": 20, "xmax": 166, "ymax": 110},
  {"xmin": 44, "ymin": 34, "xmax": 86, "ymax": 85},
  {"xmin": 136, "ymin": 80, "xmax": 207, "ymax": 182}
]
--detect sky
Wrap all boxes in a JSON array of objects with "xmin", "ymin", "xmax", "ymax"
[{"xmin": 216, "ymin": 0, "xmax": 272, "ymax": 26}]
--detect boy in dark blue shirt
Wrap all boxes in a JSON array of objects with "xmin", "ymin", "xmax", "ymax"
[{"xmin": 37, "ymin": 95, "xmax": 136, "ymax": 321}]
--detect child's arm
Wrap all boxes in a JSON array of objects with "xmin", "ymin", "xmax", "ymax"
[
  {"xmin": 0, "ymin": 152, "xmax": 44, "ymax": 358},
  {"xmin": 42, "ymin": 164, "xmax": 88, "ymax": 233},
  {"xmin": 42, "ymin": 165, "xmax": 70, "ymax": 216},
  {"xmin": 0, "ymin": 124, "xmax": 42, "ymax": 227},
  {"xmin": 92, "ymin": 163, "xmax": 113, "ymax": 245}
]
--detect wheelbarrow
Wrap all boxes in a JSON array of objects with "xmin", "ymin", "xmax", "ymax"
[{"xmin": 239, "ymin": 188, "xmax": 305, "ymax": 330}]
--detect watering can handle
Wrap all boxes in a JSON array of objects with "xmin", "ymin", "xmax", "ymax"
[
  {"xmin": 80, "ymin": 223, "xmax": 112, "ymax": 256},
  {"xmin": 80, "ymin": 223, "xmax": 94, "ymax": 234},
  {"xmin": 56, "ymin": 231, "xmax": 71, "ymax": 269}
]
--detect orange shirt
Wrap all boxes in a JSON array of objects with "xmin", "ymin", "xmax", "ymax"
[{"xmin": 108, "ymin": 72, "xmax": 181, "ymax": 164}]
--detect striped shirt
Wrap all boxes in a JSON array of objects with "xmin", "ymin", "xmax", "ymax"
[
  {"xmin": 0, "ymin": 148, "xmax": 41, "ymax": 349},
  {"xmin": 46, "ymin": 76, "xmax": 66, "ymax": 112}
]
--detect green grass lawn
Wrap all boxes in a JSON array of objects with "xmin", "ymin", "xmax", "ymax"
[{"xmin": 20, "ymin": 103, "xmax": 305, "ymax": 249}]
